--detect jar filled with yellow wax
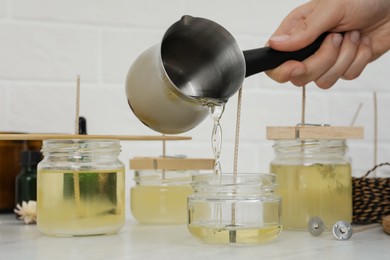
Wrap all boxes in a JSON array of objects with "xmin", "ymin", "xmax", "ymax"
[
  {"xmin": 267, "ymin": 126, "xmax": 363, "ymax": 230},
  {"xmin": 37, "ymin": 139, "xmax": 125, "ymax": 237},
  {"xmin": 130, "ymin": 157, "xmax": 214, "ymax": 224}
]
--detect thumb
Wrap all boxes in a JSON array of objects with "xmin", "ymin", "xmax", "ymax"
[{"xmin": 269, "ymin": 1, "xmax": 342, "ymax": 51}]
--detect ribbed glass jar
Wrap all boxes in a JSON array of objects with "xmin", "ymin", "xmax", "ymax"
[
  {"xmin": 187, "ymin": 173, "xmax": 281, "ymax": 244},
  {"xmin": 270, "ymin": 139, "xmax": 352, "ymax": 230},
  {"xmin": 37, "ymin": 139, "xmax": 125, "ymax": 237}
]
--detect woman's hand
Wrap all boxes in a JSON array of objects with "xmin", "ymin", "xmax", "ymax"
[{"xmin": 266, "ymin": 0, "xmax": 390, "ymax": 89}]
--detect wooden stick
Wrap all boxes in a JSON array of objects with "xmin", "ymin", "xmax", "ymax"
[
  {"xmin": 162, "ymin": 134, "xmax": 166, "ymax": 158},
  {"xmin": 75, "ymin": 75, "xmax": 80, "ymax": 135},
  {"xmin": 73, "ymin": 75, "xmax": 82, "ymax": 216},
  {"xmin": 0, "ymin": 133, "xmax": 191, "ymax": 141},
  {"xmin": 162, "ymin": 134, "xmax": 166, "ymax": 179},
  {"xmin": 350, "ymin": 103, "xmax": 363, "ymax": 126},
  {"xmin": 373, "ymin": 92, "xmax": 378, "ymax": 177}
]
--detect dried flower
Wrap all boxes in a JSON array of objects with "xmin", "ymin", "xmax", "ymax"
[{"xmin": 14, "ymin": 201, "xmax": 37, "ymax": 224}]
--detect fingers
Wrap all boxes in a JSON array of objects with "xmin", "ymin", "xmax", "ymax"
[
  {"xmin": 342, "ymin": 37, "xmax": 373, "ymax": 80},
  {"xmin": 266, "ymin": 32, "xmax": 374, "ymax": 89},
  {"xmin": 289, "ymin": 33, "xmax": 343, "ymax": 87},
  {"xmin": 269, "ymin": 0, "xmax": 343, "ymax": 52},
  {"xmin": 264, "ymin": 60, "xmax": 307, "ymax": 84},
  {"xmin": 265, "ymin": 33, "xmax": 342, "ymax": 86},
  {"xmin": 315, "ymin": 31, "xmax": 361, "ymax": 88}
]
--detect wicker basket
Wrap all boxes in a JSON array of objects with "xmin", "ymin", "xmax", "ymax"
[{"xmin": 352, "ymin": 163, "xmax": 390, "ymax": 224}]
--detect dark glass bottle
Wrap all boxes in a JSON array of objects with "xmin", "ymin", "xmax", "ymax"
[
  {"xmin": 15, "ymin": 150, "xmax": 42, "ymax": 205},
  {"xmin": 79, "ymin": 116, "xmax": 87, "ymax": 135}
]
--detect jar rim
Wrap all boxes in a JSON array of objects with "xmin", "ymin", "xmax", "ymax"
[
  {"xmin": 192, "ymin": 173, "xmax": 276, "ymax": 191},
  {"xmin": 41, "ymin": 139, "xmax": 121, "ymax": 156}
]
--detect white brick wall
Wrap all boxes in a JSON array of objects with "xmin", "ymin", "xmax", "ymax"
[
  {"xmin": 1, "ymin": 0, "xmax": 389, "ymax": 217},
  {"xmin": 0, "ymin": 0, "xmax": 7, "ymax": 18}
]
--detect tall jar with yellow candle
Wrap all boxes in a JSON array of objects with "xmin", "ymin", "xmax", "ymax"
[
  {"xmin": 37, "ymin": 139, "xmax": 125, "ymax": 237},
  {"xmin": 267, "ymin": 126, "xmax": 363, "ymax": 230}
]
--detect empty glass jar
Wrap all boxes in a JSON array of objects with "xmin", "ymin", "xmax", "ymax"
[
  {"xmin": 37, "ymin": 139, "xmax": 125, "ymax": 236},
  {"xmin": 187, "ymin": 173, "xmax": 281, "ymax": 244}
]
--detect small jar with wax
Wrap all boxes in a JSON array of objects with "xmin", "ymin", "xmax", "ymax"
[
  {"xmin": 187, "ymin": 173, "xmax": 282, "ymax": 244},
  {"xmin": 130, "ymin": 156, "xmax": 214, "ymax": 224}
]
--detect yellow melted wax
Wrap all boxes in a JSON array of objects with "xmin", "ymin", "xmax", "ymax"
[
  {"xmin": 131, "ymin": 185, "xmax": 193, "ymax": 224},
  {"xmin": 271, "ymin": 163, "xmax": 352, "ymax": 229},
  {"xmin": 188, "ymin": 224, "xmax": 282, "ymax": 244},
  {"xmin": 37, "ymin": 169, "xmax": 125, "ymax": 236}
]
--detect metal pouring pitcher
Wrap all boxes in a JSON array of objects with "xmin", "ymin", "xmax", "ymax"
[{"xmin": 126, "ymin": 15, "xmax": 326, "ymax": 134}]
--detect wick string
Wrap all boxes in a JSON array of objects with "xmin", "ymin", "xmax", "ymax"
[
  {"xmin": 233, "ymin": 86, "xmax": 243, "ymax": 177},
  {"xmin": 301, "ymin": 85, "xmax": 306, "ymax": 126},
  {"xmin": 162, "ymin": 134, "xmax": 166, "ymax": 179},
  {"xmin": 230, "ymin": 86, "xmax": 243, "ymax": 239},
  {"xmin": 73, "ymin": 74, "xmax": 81, "ymax": 215}
]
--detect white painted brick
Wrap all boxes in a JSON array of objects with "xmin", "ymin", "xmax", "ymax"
[
  {"xmin": 168, "ymin": 141, "xmax": 261, "ymax": 174},
  {"xmin": 327, "ymin": 90, "xmax": 390, "ymax": 142},
  {"xmin": 378, "ymin": 93, "xmax": 390, "ymax": 142},
  {"xmin": 77, "ymin": 84, "xmax": 157, "ymax": 135},
  {"xmin": 5, "ymin": 83, "xmax": 75, "ymax": 133},
  {"xmin": 102, "ymin": 29, "xmax": 162, "ymax": 83},
  {"xmin": 0, "ymin": 84, "xmax": 9, "ymax": 130},
  {"xmin": 0, "ymin": 22, "xmax": 99, "ymax": 81},
  {"xmin": 0, "ymin": 0, "xmax": 7, "ymax": 17},
  {"xmin": 239, "ymin": 87, "xmax": 327, "ymax": 140},
  {"xmin": 12, "ymin": 0, "xmax": 184, "ymax": 28},
  {"xmin": 185, "ymin": 0, "xmax": 307, "ymax": 34},
  {"xmin": 348, "ymin": 141, "xmax": 390, "ymax": 178},
  {"xmin": 257, "ymin": 141, "xmax": 275, "ymax": 173},
  {"xmin": 348, "ymin": 141, "xmax": 377, "ymax": 177},
  {"xmin": 378, "ymin": 143, "xmax": 390, "ymax": 160},
  {"xmin": 337, "ymin": 52, "xmax": 390, "ymax": 92}
]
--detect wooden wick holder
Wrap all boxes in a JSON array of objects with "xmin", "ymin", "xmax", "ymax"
[
  {"xmin": 130, "ymin": 157, "xmax": 215, "ymax": 171},
  {"xmin": 266, "ymin": 125, "xmax": 364, "ymax": 140}
]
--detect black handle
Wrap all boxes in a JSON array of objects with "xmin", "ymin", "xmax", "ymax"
[{"xmin": 243, "ymin": 33, "xmax": 328, "ymax": 77}]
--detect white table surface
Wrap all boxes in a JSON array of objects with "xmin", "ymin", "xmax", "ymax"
[{"xmin": 1, "ymin": 214, "xmax": 389, "ymax": 260}]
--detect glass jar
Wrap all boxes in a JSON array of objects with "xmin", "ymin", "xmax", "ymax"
[
  {"xmin": 270, "ymin": 139, "xmax": 352, "ymax": 230},
  {"xmin": 187, "ymin": 173, "xmax": 281, "ymax": 244},
  {"xmin": 37, "ymin": 139, "xmax": 125, "ymax": 237},
  {"xmin": 130, "ymin": 157, "xmax": 214, "ymax": 224}
]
